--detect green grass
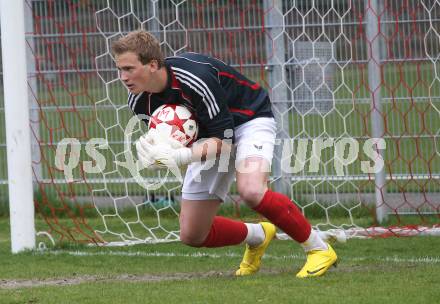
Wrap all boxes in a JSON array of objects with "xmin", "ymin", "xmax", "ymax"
[{"xmin": 0, "ymin": 218, "xmax": 439, "ymax": 304}]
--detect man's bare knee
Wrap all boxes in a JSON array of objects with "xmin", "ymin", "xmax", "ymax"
[{"xmin": 237, "ymin": 182, "xmax": 266, "ymax": 207}]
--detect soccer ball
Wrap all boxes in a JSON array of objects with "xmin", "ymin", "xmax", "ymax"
[{"xmin": 148, "ymin": 104, "xmax": 198, "ymax": 146}]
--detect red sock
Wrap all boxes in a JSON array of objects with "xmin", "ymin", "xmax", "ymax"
[
  {"xmin": 201, "ymin": 216, "xmax": 248, "ymax": 248},
  {"xmin": 253, "ymin": 189, "xmax": 311, "ymax": 243}
]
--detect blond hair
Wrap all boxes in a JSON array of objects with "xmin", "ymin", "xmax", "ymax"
[{"xmin": 112, "ymin": 30, "xmax": 164, "ymax": 67}]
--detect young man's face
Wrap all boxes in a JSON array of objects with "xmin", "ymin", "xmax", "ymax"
[{"xmin": 115, "ymin": 51, "xmax": 159, "ymax": 94}]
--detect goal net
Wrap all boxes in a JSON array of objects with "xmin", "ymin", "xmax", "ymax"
[{"xmin": 3, "ymin": 0, "xmax": 439, "ymax": 247}]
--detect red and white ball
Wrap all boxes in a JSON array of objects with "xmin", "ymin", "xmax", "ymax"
[{"xmin": 148, "ymin": 104, "xmax": 198, "ymax": 146}]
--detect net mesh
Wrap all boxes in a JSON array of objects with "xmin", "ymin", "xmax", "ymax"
[{"xmin": 11, "ymin": 0, "xmax": 439, "ymax": 246}]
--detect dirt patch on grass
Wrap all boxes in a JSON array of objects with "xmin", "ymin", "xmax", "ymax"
[
  {"xmin": 0, "ymin": 268, "xmax": 291, "ymax": 289},
  {"xmin": 0, "ymin": 273, "xmax": 207, "ymax": 289},
  {"xmin": 0, "ymin": 272, "xmax": 223, "ymax": 289},
  {"xmin": 2, "ymin": 263, "xmax": 415, "ymax": 289}
]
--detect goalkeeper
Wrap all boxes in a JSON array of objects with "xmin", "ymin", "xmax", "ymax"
[{"xmin": 112, "ymin": 30, "xmax": 338, "ymax": 278}]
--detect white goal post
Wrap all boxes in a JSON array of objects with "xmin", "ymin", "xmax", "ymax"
[{"xmin": 1, "ymin": 0, "xmax": 35, "ymax": 252}]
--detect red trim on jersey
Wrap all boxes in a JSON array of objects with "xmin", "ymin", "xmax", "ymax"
[
  {"xmin": 219, "ymin": 71, "xmax": 261, "ymax": 90},
  {"xmin": 170, "ymin": 69, "xmax": 181, "ymax": 89},
  {"xmin": 229, "ymin": 107, "xmax": 255, "ymax": 116},
  {"xmin": 170, "ymin": 69, "xmax": 192, "ymax": 102}
]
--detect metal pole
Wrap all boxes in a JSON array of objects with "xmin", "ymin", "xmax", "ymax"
[
  {"xmin": 264, "ymin": 0, "xmax": 290, "ymax": 195},
  {"xmin": 1, "ymin": 0, "xmax": 36, "ymax": 253},
  {"xmin": 365, "ymin": 0, "xmax": 388, "ymax": 223}
]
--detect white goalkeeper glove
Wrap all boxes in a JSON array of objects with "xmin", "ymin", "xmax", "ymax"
[
  {"xmin": 136, "ymin": 129, "xmax": 192, "ymax": 170},
  {"xmin": 136, "ymin": 131, "xmax": 161, "ymax": 170},
  {"xmin": 148, "ymin": 143, "xmax": 192, "ymax": 168}
]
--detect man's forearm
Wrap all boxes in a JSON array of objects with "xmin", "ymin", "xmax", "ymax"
[{"xmin": 190, "ymin": 137, "xmax": 231, "ymax": 162}]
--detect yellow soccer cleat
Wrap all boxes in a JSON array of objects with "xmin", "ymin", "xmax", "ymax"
[
  {"xmin": 235, "ymin": 222, "xmax": 276, "ymax": 276},
  {"xmin": 296, "ymin": 243, "xmax": 338, "ymax": 278}
]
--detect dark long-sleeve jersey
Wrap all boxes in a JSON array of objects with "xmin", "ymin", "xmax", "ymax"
[{"xmin": 127, "ymin": 52, "xmax": 273, "ymax": 141}]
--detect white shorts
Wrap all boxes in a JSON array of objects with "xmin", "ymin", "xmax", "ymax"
[{"xmin": 181, "ymin": 117, "xmax": 277, "ymax": 201}]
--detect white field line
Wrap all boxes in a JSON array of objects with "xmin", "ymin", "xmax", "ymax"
[{"xmin": 34, "ymin": 250, "xmax": 440, "ymax": 264}]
